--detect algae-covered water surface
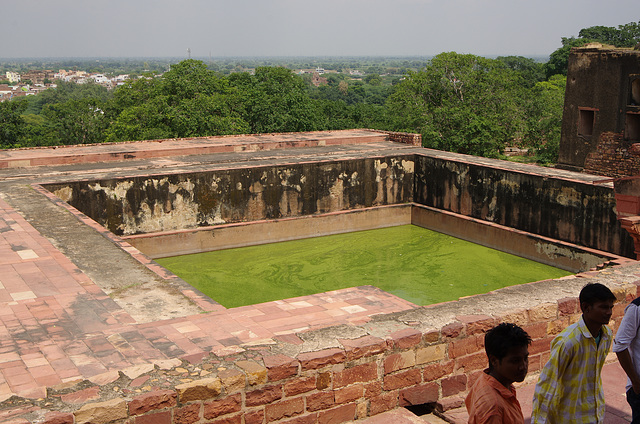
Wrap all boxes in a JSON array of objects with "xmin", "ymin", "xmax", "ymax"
[{"xmin": 157, "ymin": 225, "xmax": 572, "ymax": 308}]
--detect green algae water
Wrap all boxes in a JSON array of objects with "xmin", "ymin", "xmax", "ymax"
[{"xmin": 157, "ymin": 225, "xmax": 571, "ymax": 308}]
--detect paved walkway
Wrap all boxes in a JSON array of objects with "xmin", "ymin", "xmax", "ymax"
[{"xmin": 0, "ymin": 132, "xmax": 420, "ymax": 401}]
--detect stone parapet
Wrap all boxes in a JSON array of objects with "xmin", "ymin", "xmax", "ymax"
[{"xmin": 2, "ymin": 270, "xmax": 639, "ymax": 424}]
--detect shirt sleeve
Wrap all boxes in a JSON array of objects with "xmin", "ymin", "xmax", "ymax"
[
  {"xmin": 613, "ymin": 303, "xmax": 640, "ymax": 353},
  {"xmin": 531, "ymin": 335, "xmax": 572, "ymax": 423}
]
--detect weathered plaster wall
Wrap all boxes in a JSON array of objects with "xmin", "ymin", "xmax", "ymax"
[
  {"xmin": 413, "ymin": 154, "xmax": 634, "ymax": 257},
  {"xmin": 47, "ymin": 156, "xmax": 415, "ymax": 236}
]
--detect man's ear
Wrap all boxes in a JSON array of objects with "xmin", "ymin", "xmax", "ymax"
[{"xmin": 488, "ymin": 354, "xmax": 499, "ymax": 369}]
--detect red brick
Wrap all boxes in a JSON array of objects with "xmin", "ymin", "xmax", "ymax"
[
  {"xmin": 558, "ymin": 297, "xmax": 579, "ymax": 316},
  {"xmin": 454, "ymin": 351, "xmax": 486, "ymax": 372},
  {"xmin": 317, "ymin": 403, "xmax": 357, "ymax": 424},
  {"xmin": 265, "ymin": 397, "xmax": 304, "ymax": 422},
  {"xmin": 363, "ymin": 381, "xmax": 382, "ymax": 399},
  {"xmin": 246, "ymin": 384, "xmax": 283, "ymax": 407},
  {"xmin": 209, "ymin": 414, "xmax": 242, "ymax": 424},
  {"xmin": 456, "ymin": 315, "xmax": 495, "ymax": 335},
  {"xmin": 129, "ymin": 390, "xmax": 177, "ymax": 416},
  {"xmin": 383, "ymin": 351, "xmax": 415, "ymax": 374},
  {"xmin": 383, "ymin": 369, "xmax": 421, "ymax": 391},
  {"xmin": 441, "ymin": 322, "xmax": 464, "ymax": 338},
  {"xmin": 335, "ymin": 384, "xmax": 363, "ymax": 404},
  {"xmin": 521, "ymin": 322, "xmax": 547, "ymax": 339},
  {"xmin": 281, "ymin": 413, "xmax": 318, "ymax": 424},
  {"xmin": 339, "ymin": 336, "xmax": 388, "ymax": 360},
  {"xmin": 441, "ymin": 374, "xmax": 467, "ymax": 397},
  {"xmin": 135, "ymin": 411, "xmax": 171, "ymax": 424},
  {"xmin": 60, "ymin": 386, "xmax": 100, "ymax": 404},
  {"xmin": 529, "ymin": 337, "xmax": 553, "ymax": 355},
  {"xmin": 448, "ymin": 334, "xmax": 483, "ymax": 358},
  {"xmin": 244, "ymin": 409, "xmax": 264, "ymax": 424},
  {"xmin": 399, "ymin": 382, "xmax": 439, "ymax": 406},
  {"xmin": 284, "ymin": 376, "xmax": 316, "ymax": 396},
  {"xmin": 333, "ymin": 362, "xmax": 377, "ymax": 388},
  {"xmin": 203, "ymin": 394, "xmax": 242, "ymax": 419},
  {"xmin": 369, "ymin": 391, "xmax": 398, "ymax": 415},
  {"xmin": 263, "ymin": 354, "xmax": 299, "ymax": 381},
  {"xmin": 298, "ymin": 348, "xmax": 346, "ymax": 371},
  {"xmin": 174, "ymin": 403, "xmax": 201, "ymax": 424},
  {"xmin": 390, "ymin": 328, "xmax": 422, "ymax": 349},
  {"xmin": 423, "ymin": 360, "xmax": 455, "ymax": 382},
  {"xmin": 42, "ymin": 411, "xmax": 74, "ymax": 424},
  {"xmin": 528, "ymin": 353, "xmax": 542, "ymax": 373},
  {"xmin": 306, "ymin": 392, "xmax": 335, "ymax": 412},
  {"xmin": 423, "ymin": 330, "xmax": 440, "ymax": 343},
  {"xmin": 437, "ymin": 395, "xmax": 465, "ymax": 412}
]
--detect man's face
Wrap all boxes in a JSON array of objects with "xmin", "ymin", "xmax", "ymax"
[
  {"xmin": 489, "ymin": 345, "xmax": 529, "ymax": 387},
  {"xmin": 583, "ymin": 299, "xmax": 614, "ymax": 326}
]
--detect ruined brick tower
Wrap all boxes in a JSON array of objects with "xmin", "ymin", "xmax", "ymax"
[{"xmin": 556, "ymin": 44, "xmax": 640, "ymax": 178}]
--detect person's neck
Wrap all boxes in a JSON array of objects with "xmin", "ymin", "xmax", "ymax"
[
  {"xmin": 487, "ymin": 369, "xmax": 512, "ymax": 388},
  {"xmin": 583, "ymin": 314, "xmax": 602, "ymax": 338}
]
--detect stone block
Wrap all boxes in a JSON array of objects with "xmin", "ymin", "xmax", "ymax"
[
  {"xmin": 236, "ymin": 360, "xmax": 268, "ymax": 386},
  {"xmin": 61, "ymin": 386, "xmax": 100, "ymax": 405},
  {"xmin": 558, "ymin": 297, "xmax": 579, "ymax": 316},
  {"xmin": 339, "ymin": 336, "xmax": 388, "ymax": 360},
  {"xmin": 176, "ymin": 377, "xmax": 222, "ymax": 403},
  {"xmin": 390, "ymin": 328, "xmax": 422, "ymax": 349},
  {"xmin": 383, "ymin": 351, "xmax": 415, "ymax": 374},
  {"xmin": 203, "ymin": 394, "xmax": 242, "ymax": 419},
  {"xmin": 263, "ymin": 354, "xmax": 299, "ymax": 382},
  {"xmin": 399, "ymin": 383, "xmax": 439, "ymax": 406},
  {"xmin": 436, "ymin": 395, "xmax": 465, "ymax": 412},
  {"xmin": 454, "ymin": 351, "xmax": 486, "ymax": 373},
  {"xmin": 298, "ymin": 348, "xmax": 346, "ymax": 371},
  {"xmin": 335, "ymin": 384, "xmax": 364, "ymax": 404},
  {"xmin": 284, "ymin": 376, "xmax": 316, "ymax": 396},
  {"xmin": 383, "ymin": 369, "xmax": 421, "ymax": 390},
  {"xmin": 529, "ymin": 337, "xmax": 553, "ymax": 355},
  {"xmin": 243, "ymin": 409, "xmax": 264, "ymax": 424},
  {"xmin": 318, "ymin": 404, "xmax": 357, "ymax": 424},
  {"xmin": 441, "ymin": 374, "xmax": 467, "ymax": 397},
  {"xmin": 218, "ymin": 368, "xmax": 245, "ymax": 393},
  {"xmin": 363, "ymin": 381, "xmax": 382, "ymax": 399},
  {"xmin": 417, "ymin": 344, "xmax": 446, "ymax": 364},
  {"xmin": 265, "ymin": 397, "xmax": 304, "ymax": 422},
  {"xmin": 207, "ymin": 414, "xmax": 242, "ymax": 424},
  {"xmin": 441, "ymin": 322, "xmax": 464, "ymax": 338},
  {"xmin": 42, "ymin": 411, "xmax": 74, "ymax": 424},
  {"xmin": 245, "ymin": 384, "xmax": 283, "ymax": 407},
  {"xmin": 369, "ymin": 391, "xmax": 398, "ymax": 415},
  {"xmin": 306, "ymin": 391, "xmax": 335, "ymax": 412},
  {"xmin": 281, "ymin": 413, "xmax": 318, "ymax": 424},
  {"xmin": 448, "ymin": 334, "xmax": 482, "ymax": 359},
  {"xmin": 528, "ymin": 303, "xmax": 558, "ymax": 322},
  {"xmin": 134, "ymin": 410, "xmax": 171, "ymax": 424},
  {"xmin": 129, "ymin": 390, "xmax": 177, "ymax": 416},
  {"xmin": 522, "ymin": 322, "xmax": 547, "ymax": 339},
  {"xmin": 333, "ymin": 362, "xmax": 378, "ymax": 388},
  {"xmin": 74, "ymin": 398, "xmax": 128, "ymax": 424},
  {"xmin": 316, "ymin": 372, "xmax": 331, "ymax": 390},
  {"xmin": 546, "ymin": 318, "xmax": 569, "ymax": 336},
  {"xmin": 499, "ymin": 309, "xmax": 528, "ymax": 326},
  {"xmin": 456, "ymin": 314, "xmax": 495, "ymax": 335},
  {"xmin": 423, "ymin": 360, "xmax": 455, "ymax": 382},
  {"xmin": 423, "ymin": 330, "xmax": 440, "ymax": 343},
  {"xmin": 173, "ymin": 403, "xmax": 201, "ymax": 424}
]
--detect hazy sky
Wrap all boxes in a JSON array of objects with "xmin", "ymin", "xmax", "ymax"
[{"xmin": 2, "ymin": 0, "xmax": 639, "ymax": 59}]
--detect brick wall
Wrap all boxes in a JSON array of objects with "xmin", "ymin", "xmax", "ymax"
[
  {"xmin": 384, "ymin": 131, "xmax": 422, "ymax": 146},
  {"xmin": 583, "ymin": 132, "xmax": 640, "ymax": 178},
  {"xmin": 3, "ymin": 277, "xmax": 638, "ymax": 424}
]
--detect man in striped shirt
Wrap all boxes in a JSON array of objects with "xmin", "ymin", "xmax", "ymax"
[{"xmin": 531, "ymin": 283, "xmax": 616, "ymax": 423}]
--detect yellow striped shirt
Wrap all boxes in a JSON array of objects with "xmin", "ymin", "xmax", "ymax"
[{"xmin": 531, "ymin": 316, "xmax": 611, "ymax": 423}]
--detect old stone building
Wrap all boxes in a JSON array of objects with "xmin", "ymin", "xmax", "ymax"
[{"xmin": 556, "ymin": 43, "xmax": 640, "ymax": 178}]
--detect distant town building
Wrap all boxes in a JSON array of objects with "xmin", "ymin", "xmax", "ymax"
[{"xmin": 5, "ymin": 71, "xmax": 20, "ymax": 83}]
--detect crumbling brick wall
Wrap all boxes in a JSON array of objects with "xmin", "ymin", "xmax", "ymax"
[{"xmin": 584, "ymin": 132, "xmax": 640, "ymax": 178}]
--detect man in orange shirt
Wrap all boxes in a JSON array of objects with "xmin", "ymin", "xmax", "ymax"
[{"xmin": 466, "ymin": 323, "xmax": 532, "ymax": 424}]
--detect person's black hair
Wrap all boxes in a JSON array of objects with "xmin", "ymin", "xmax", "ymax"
[
  {"xmin": 579, "ymin": 282, "xmax": 616, "ymax": 309},
  {"xmin": 485, "ymin": 323, "xmax": 531, "ymax": 370}
]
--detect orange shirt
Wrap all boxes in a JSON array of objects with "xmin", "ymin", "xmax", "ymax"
[{"xmin": 465, "ymin": 370, "xmax": 524, "ymax": 424}]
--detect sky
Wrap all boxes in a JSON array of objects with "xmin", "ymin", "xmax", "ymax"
[{"xmin": 2, "ymin": 0, "xmax": 639, "ymax": 59}]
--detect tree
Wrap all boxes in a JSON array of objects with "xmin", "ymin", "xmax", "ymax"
[
  {"xmin": 0, "ymin": 99, "xmax": 27, "ymax": 148},
  {"xmin": 385, "ymin": 52, "xmax": 527, "ymax": 158},
  {"xmin": 544, "ymin": 37, "xmax": 591, "ymax": 78},
  {"xmin": 42, "ymin": 98, "xmax": 109, "ymax": 145},
  {"xmin": 578, "ymin": 21, "xmax": 640, "ymax": 47}
]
